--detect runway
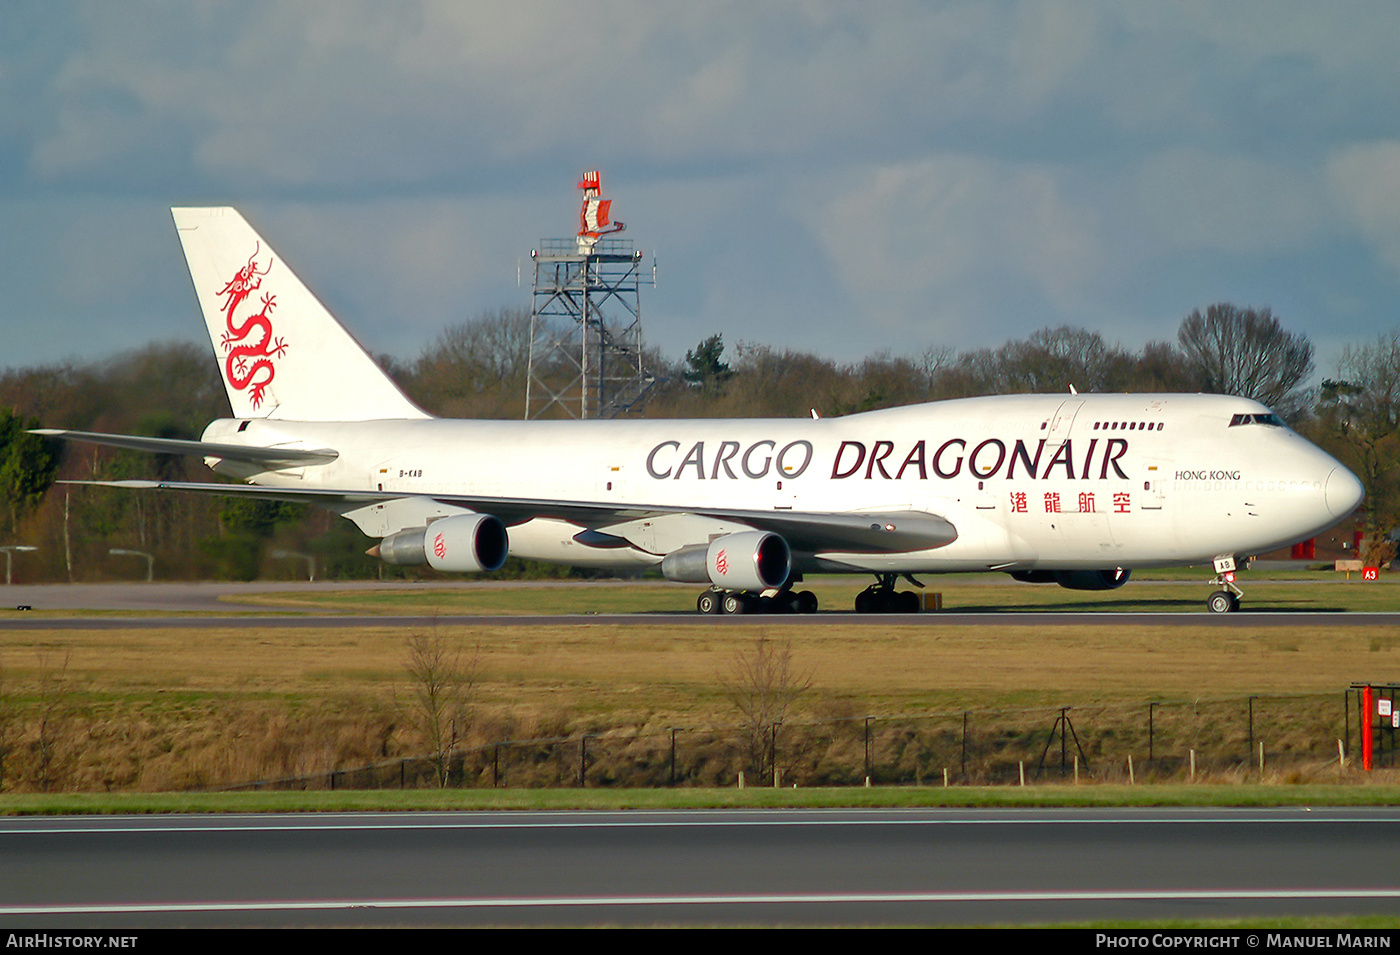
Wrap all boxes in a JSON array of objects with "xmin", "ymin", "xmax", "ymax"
[
  {"xmin": 2, "ymin": 808, "xmax": 1398, "ymax": 927},
  {"xmin": 2, "ymin": 581, "xmax": 1396, "ymax": 629},
  {"xmin": 5, "ymin": 611, "xmax": 1399, "ymax": 630}
]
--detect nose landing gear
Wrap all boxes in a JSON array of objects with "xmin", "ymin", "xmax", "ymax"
[
  {"xmin": 1207, "ymin": 588, "xmax": 1241, "ymax": 614},
  {"xmin": 1206, "ymin": 555, "xmax": 1245, "ymax": 613}
]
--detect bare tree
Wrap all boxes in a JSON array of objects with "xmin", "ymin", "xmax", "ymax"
[
  {"xmin": 1314, "ymin": 332, "xmax": 1400, "ymax": 564},
  {"xmin": 1177, "ymin": 304, "xmax": 1314, "ymax": 417},
  {"xmin": 720, "ymin": 635, "xmax": 811, "ymax": 784},
  {"xmin": 400, "ymin": 629, "xmax": 479, "ymax": 787},
  {"xmin": 407, "ymin": 307, "xmax": 533, "ymax": 418},
  {"xmin": 1130, "ymin": 339, "xmax": 1198, "ymax": 392}
]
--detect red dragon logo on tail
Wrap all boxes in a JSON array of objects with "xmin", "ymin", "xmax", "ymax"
[{"xmin": 217, "ymin": 245, "xmax": 287, "ymax": 409}]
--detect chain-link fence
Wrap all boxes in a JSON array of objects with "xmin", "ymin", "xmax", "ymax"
[{"xmin": 218, "ymin": 691, "xmax": 1364, "ymax": 791}]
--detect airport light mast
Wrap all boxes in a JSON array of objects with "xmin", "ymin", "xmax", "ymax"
[{"xmin": 525, "ymin": 171, "xmax": 654, "ymax": 419}]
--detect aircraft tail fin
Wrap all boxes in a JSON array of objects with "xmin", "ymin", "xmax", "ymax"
[{"xmin": 171, "ymin": 207, "xmax": 429, "ymax": 421}]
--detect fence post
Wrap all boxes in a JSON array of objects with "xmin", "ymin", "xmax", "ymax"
[
  {"xmin": 1148, "ymin": 701, "xmax": 1156, "ymax": 767},
  {"xmin": 1060, "ymin": 707, "xmax": 1068, "ymax": 773},
  {"xmin": 961, "ymin": 711, "xmax": 969, "ymax": 780},
  {"xmin": 863, "ymin": 716, "xmax": 872, "ymax": 783},
  {"xmin": 770, "ymin": 722, "xmax": 781, "ymax": 788},
  {"xmin": 1248, "ymin": 696, "xmax": 1256, "ymax": 771},
  {"xmin": 1344, "ymin": 690, "xmax": 1351, "ymax": 763}
]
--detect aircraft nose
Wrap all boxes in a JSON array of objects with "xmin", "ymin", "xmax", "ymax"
[{"xmin": 1324, "ymin": 466, "xmax": 1364, "ymax": 519}]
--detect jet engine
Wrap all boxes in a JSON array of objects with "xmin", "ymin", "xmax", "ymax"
[
  {"xmin": 660, "ymin": 531, "xmax": 792, "ymax": 591},
  {"xmin": 372, "ymin": 514, "xmax": 509, "ymax": 573},
  {"xmin": 1009, "ymin": 569, "xmax": 1131, "ymax": 591}
]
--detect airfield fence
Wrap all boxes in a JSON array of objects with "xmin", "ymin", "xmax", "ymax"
[{"xmin": 218, "ymin": 691, "xmax": 1374, "ymax": 792}]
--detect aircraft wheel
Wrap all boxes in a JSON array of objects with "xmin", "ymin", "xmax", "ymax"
[
  {"xmin": 722, "ymin": 593, "xmax": 748, "ymax": 615},
  {"xmin": 898, "ymin": 590, "xmax": 920, "ymax": 614},
  {"xmin": 1207, "ymin": 590, "xmax": 1235, "ymax": 614},
  {"xmin": 854, "ymin": 590, "xmax": 874, "ymax": 614},
  {"xmin": 796, "ymin": 590, "xmax": 818, "ymax": 614},
  {"xmin": 697, "ymin": 591, "xmax": 720, "ymax": 615},
  {"xmin": 1229, "ymin": 593, "xmax": 1241, "ymax": 612}
]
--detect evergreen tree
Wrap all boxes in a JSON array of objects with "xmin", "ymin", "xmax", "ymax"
[
  {"xmin": 683, "ymin": 334, "xmax": 733, "ymax": 390},
  {"xmin": 0, "ymin": 410, "xmax": 58, "ymax": 537}
]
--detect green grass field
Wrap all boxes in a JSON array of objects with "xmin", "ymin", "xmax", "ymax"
[
  {"xmin": 5, "ymin": 782, "xmax": 1400, "ymax": 816},
  {"xmin": 205, "ymin": 566, "xmax": 1400, "ymax": 616}
]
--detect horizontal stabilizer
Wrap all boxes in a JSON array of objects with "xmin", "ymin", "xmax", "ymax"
[
  {"xmin": 61, "ymin": 479, "xmax": 380, "ymax": 507},
  {"xmin": 35, "ymin": 429, "xmax": 338, "ymax": 468}
]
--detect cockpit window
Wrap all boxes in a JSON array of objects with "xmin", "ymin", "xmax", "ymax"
[{"xmin": 1228, "ymin": 413, "xmax": 1284, "ymax": 427}]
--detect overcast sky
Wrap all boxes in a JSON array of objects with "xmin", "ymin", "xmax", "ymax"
[{"xmin": 4, "ymin": 1, "xmax": 1400, "ymax": 380}]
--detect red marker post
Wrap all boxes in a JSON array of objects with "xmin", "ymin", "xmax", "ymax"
[{"xmin": 1363, "ymin": 685, "xmax": 1374, "ymax": 771}]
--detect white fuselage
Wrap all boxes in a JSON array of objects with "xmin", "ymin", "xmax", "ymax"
[{"xmin": 203, "ymin": 393, "xmax": 1361, "ymax": 575}]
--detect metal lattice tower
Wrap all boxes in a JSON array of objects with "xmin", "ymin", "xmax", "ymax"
[{"xmin": 525, "ymin": 173, "xmax": 654, "ymax": 419}]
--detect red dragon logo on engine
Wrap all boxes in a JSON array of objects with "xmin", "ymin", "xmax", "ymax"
[{"xmin": 217, "ymin": 244, "xmax": 287, "ymax": 409}]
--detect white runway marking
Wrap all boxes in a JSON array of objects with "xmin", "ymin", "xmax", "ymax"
[{"xmin": 5, "ymin": 888, "xmax": 1400, "ymax": 917}]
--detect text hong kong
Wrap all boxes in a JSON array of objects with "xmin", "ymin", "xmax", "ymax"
[{"xmin": 644, "ymin": 437, "xmax": 1131, "ymax": 482}]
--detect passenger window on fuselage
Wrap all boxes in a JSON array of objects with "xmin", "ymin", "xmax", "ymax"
[{"xmin": 1093, "ymin": 421, "xmax": 1163, "ymax": 430}]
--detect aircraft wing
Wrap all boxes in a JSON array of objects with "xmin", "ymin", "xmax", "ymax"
[
  {"xmin": 623, "ymin": 508, "xmax": 956, "ymax": 553},
  {"xmin": 34, "ymin": 430, "xmax": 339, "ymax": 468},
  {"xmin": 65, "ymin": 479, "xmax": 957, "ymax": 554}
]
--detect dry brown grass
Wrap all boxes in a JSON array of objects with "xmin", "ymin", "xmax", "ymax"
[{"xmin": 0, "ymin": 618, "xmax": 1392, "ymax": 791}]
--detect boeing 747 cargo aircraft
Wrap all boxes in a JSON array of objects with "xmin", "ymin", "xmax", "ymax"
[{"xmin": 39, "ymin": 208, "xmax": 1364, "ymax": 615}]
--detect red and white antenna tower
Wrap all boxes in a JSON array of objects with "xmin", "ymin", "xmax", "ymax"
[{"xmin": 526, "ymin": 171, "xmax": 655, "ymax": 419}]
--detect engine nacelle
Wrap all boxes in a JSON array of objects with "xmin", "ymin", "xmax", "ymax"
[
  {"xmin": 660, "ymin": 531, "xmax": 791, "ymax": 591},
  {"xmin": 375, "ymin": 514, "xmax": 509, "ymax": 573},
  {"xmin": 1009, "ymin": 569, "xmax": 1131, "ymax": 590}
]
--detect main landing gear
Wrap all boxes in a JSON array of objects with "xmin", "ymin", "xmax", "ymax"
[
  {"xmin": 854, "ymin": 573, "xmax": 922, "ymax": 614},
  {"xmin": 696, "ymin": 585, "xmax": 819, "ymax": 615},
  {"xmin": 1205, "ymin": 555, "xmax": 1245, "ymax": 613}
]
